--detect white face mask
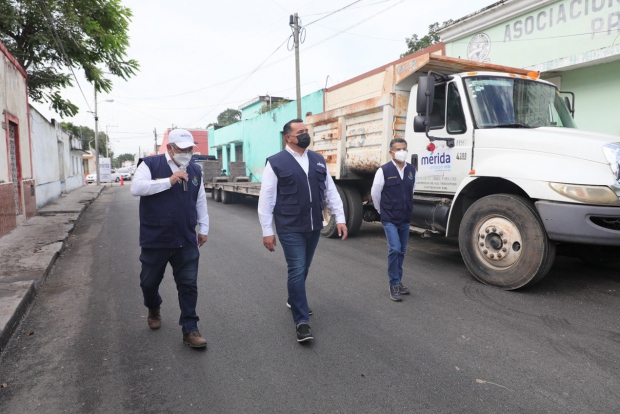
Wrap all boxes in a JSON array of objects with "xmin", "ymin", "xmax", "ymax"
[
  {"xmin": 173, "ymin": 152, "xmax": 192, "ymax": 166},
  {"xmin": 393, "ymin": 149, "xmax": 408, "ymax": 163}
]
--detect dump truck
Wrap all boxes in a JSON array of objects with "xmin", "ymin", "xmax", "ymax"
[{"xmin": 304, "ymin": 52, "xmax": 620, "ymax": 289}]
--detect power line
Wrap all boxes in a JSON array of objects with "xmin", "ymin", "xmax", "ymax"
[
  {"xmin": 304, "ymin": 0, "xmax": 395, "ymax": 17},
  {"xmin": 305, "ymin": 0, "xmax": 366, "ymax": 26},
  {"xmin": 187, "ymin": 36, "xmax": 291, "ymax": 125}
]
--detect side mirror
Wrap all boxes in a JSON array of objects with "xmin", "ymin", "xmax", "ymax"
[
  {"xmin": 564, "ymin": 96, "xmax": 572, "ymax": 114},
  {"xmin": 413, "ymin": 115, "xmax": 427, "ymax": 133},
  {"xmin": 416, "ymin": 76, "xmax": 435, "ymax": 114}
]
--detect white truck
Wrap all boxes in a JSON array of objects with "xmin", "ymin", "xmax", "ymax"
[{"xmin": 307, "ymin": 53, "xmax": 620, "ymax": 289}]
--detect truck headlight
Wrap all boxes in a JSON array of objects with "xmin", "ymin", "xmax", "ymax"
[
  {"xmin": 603, "ymin": 143, "xmax": 620, "ymax": 186},
  {"xmin": 549, "ymin": 183, "xmax": 620, "ymax": 205}
]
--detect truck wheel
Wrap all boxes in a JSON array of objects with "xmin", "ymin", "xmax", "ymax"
[
  {"xmin": 321, "ymin": 185, "xmax": 348, "ymax": 238},
  {"xmin": 221, "ymin": 190, "xmax": 234, "ymax": 204},
  {"xmin": 341, "ymin": 185, "xmax": 363, "ymax": 237},
  {"xmin": 115, "ymin": 177, "xmax": 120, "ymax": 183},
  {"xmin": 214, "ymin": 189, "xmax": 222, "ymax": 202},
  {"xmin": 211, "ymin": 188, "xmax": 216, "ymax": 200},
  {"xmin": 458, "ymin": 194, "xmax": 556, "ymax": 290}
]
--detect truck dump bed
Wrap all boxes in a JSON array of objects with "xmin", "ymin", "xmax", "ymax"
[{"xmin": 306, "ymin": 53, "xmax": 530, "ymax": 180}]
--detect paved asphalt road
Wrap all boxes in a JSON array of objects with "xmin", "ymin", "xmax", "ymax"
[{"xmin": 1, "ymin": 185, "xmax": 619, "ymax": 413}]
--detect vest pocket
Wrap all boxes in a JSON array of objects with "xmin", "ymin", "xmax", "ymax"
[
  {"xmin": 278, "ymin": 169, "xmax": 294, "ymax": 186},
  {"xmin": 143, "ymin": 214, "xmax": 176, "ymax": 244},
  {"xmin": 280, "ymin": 206, "xmax": 300, "ymax": 215},
  {"xmin": 279, "ymin": 185, "xmax": 298, "ymax": 205}
]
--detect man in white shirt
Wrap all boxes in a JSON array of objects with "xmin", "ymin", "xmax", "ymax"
[
  {"xmin": 371, "ymin": 138, "xmax": 416, "ymax": 302},
  {"xmin": 130, "ymin": 129, "xmax": 209, "ymax": 348},
  {"xmin": 258, "ymin": 119, "xmax": 347, "ymax": 343}
]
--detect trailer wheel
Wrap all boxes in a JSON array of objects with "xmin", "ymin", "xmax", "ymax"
[
  {"xmin": 458, "ymin": 194, "xmax": 556, "ymax": 290},
  {"xmin": 341, "ymin": 185, "xmax": 363, "ymax": 237},
  {"xmin": 321, "ymin": 184, "xmax": 348, "ymax": 238},
  {"xmin": 221, "ymin": 190, "xmax": 234, "ymax": 204},
  {"xmin": 214, "ymin": 188, "xmax": 222, "ymax": 202}
]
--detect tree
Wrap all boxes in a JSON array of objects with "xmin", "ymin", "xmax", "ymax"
[
  {"xmin": 401, "ymin": 20, "xmax": 453, "ymax": 58},
  {"xmin": 0, "ymin": 0, "xmax": 139, "ymax": 117},
  {"xmin": 113, "ymin": 153, "xmax": 134, "ymax": 168},
  {"xmin": 61, "ymin": 122, "xmax": 107, "ymax": 155},
  {"xmin": 216, "ymin": 108, "xmax": 242, "ymax": 127}
]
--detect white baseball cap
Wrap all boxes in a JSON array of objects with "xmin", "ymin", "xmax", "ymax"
[{"xmin": 168, "ymin": 129, "xmax": 197, "ymax": 149}]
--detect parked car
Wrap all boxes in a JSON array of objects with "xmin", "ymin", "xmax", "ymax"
[
  {"xmin": 116, "ymin": 168, "xmax": 132, "ymax": 181},
  {"xmin": 85, "ymin": 170, "xmax": 121, "ymax": 184}
]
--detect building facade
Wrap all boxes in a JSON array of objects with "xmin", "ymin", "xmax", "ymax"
[
  {"xmin": 0, "ymin": 41, "xmax": 35, "ymax": 237},
  {"xmin": 439, "ymin": 0, "xmax": 620, "ymax": 136},
  {"xmin": 158, "ymin": 128, "xmax": 209, "ymax": 156},
  {"xmin": 209, "ymin": 90, "xmax": 324, "ymax": 182}
]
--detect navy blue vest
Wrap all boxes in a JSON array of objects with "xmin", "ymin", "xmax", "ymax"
[
  {"xmin": 138, "ymin": 154, "xmax": 201, "ymax": 248},
  {"xmin": 380, "ymin": 161, "xmax": 415, "ymax": 225},
  {"xmin": 268, "ymin": 149, "xmax": 327, "ymax": 234}
]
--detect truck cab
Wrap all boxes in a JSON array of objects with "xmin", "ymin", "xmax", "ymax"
[{"xmin": 409, "ymin": 71, "xmax": 620, "ymax": 289}]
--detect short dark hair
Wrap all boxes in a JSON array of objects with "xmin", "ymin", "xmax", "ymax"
[
  {"xmin": 283, "ymin": 119, "xmax": 304, "ymax": 136},
  {"xmin": 389, "ymin": 138, "xmax": 407, "ymax": 151}
]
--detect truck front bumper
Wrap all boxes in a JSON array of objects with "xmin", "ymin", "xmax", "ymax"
[{"xmin": 535, "ymin": 201, "xmax": 620, "ymax": 246}]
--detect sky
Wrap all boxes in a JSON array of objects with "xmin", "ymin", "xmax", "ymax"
[{"xmin": 32, "ymin": 0, "xmax": 494, "ymax": 158}]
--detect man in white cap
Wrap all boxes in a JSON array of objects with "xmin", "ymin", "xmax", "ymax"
[{"xmin": 130, "ymin": 129, "xmax": 209, "ymax": 348}]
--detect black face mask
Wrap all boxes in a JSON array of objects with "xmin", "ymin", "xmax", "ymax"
[{"xmin": 295, "ymin": 133, "xmax": 311, "ymax": 149}]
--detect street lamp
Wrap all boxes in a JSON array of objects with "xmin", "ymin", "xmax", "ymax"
[{"xmin": 92, "ymin": 87, "xmax": 114, "ymax": 185}]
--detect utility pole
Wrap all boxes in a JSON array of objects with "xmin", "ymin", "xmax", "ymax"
[
  {"xmin": 105, "ymin": 125, "xmax": 117, "ymax": 159},
  {"xmin": 153, "ymin": 128, "xmax": 158, "ymax": 154},
  {"xmin": 291, "ymin": 13, "xmax": 302, "ymax": 119},
  {"xmin": 94, "ymin": 87, "xmax": 100, "ymax": 186}
]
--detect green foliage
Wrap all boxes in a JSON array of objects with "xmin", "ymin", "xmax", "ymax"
[
  {"xmin": 0, "ymin": 0, "xmax": 139, "ymax": 117},
  {"xmin": 61, "ymin": 122, "xmax": 107, "ymax": 155},
  {"xmin": 401, "ymin": 20, "xmax": 453, "ymax": 58},
  {"xmin": 216, "ymin": 108, "xmax": 242, "ymax": 127},
  {"xmin": 113, "ymin": 153, "xmax": 134, "ymax": 168},
  {"xmin": 256, "ymin": 99, "xmax": 289, "ymax": 115}
]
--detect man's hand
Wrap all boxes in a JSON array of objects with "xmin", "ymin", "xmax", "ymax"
[
  {"xmin": 263, "ymin": 235, "xmax": 277, "ymax": 252},
  {"xmin": 169, "ymin": 171, "xmax": 188, "ymax": 186},
  {"xmin": 198, "ymin": 234, "xmax": 207, "ymax": 247},
  {"xmin": 337, "ymin": 223, "xmax": 348, "ymax": 241}
]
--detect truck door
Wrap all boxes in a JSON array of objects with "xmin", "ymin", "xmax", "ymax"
[{"xmin": 408, "ymin": 80, "xmax": 474, "ymax": 195}]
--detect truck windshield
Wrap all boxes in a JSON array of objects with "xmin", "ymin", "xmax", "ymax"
[{"xmin": 463, "ymin": 77, "xmax": 576, "ymax": 129}]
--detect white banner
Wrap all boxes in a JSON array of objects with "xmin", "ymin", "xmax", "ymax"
[{"xmin": 99, "ymin": 157, "xmax": 112, "ymax": 182}]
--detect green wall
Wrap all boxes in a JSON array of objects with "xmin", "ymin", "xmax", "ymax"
[
  {"xmin": 560, "ymin": 59, "xmax": 620, "ymax": 135},
  {"xmin": 210, "ymin": 90, "xmax": 324, "ymax": 182},
  {"xmin": 445, "ymin": 0, "xmax": 620, "ymax": 68}
]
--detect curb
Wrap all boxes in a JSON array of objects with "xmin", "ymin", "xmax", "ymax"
[{"xmin": 0, "ymin": 187, "xmax": 105, "ymax": 354}]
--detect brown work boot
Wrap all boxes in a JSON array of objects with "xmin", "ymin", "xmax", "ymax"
[
  {"xmin": 183, "ymin": 331, "xmax": 207, "ymax": 348},
  {"xmin": 147, "ymin": 307, "xmax": 161, "ymax": 330}
]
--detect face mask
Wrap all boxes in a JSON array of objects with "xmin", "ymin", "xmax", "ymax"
[
  {"xmin": 393, "ymin": 149, "xmax": 408, "ymax": 163},
  {"xmin": 173, "ymin": 152, "xmax": 192, "ymax": 166},
  {"xmin": 295, "ymin": 133, "xmax": 311, "ymax": 149}
]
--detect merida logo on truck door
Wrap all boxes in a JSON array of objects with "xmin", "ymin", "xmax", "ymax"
[{"xmin": 421, "ymin": 152, "xmax": 452, "ymax": 171}]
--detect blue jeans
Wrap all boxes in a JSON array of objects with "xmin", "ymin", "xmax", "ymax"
[
  {"xmin": 277, "ymin": 231, "xmax": 321, "ymax": 324},
  {"xmin": 139, "ymin": 246, "xmax": 200, "ymax": 334},
  {"xmin": 383, "ymin": 221, "xmax": 410, "ymax": 286}
]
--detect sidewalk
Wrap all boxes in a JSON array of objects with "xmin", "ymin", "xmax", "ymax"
[{"xmin": 0, "ymin": 184, "xmax": 106, "ymax": 353}]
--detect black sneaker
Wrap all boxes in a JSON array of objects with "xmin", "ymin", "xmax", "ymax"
[
  {"xmin": 286, "ymin": 299, "xmax": 313, "ymax": 315},
  {"xmin": 398, "ymin": 283, "xmax": 410, "ymax": 295},
  {"xmin": 389, "ymin": 285, "xmax": 402, "ymax": 302},
  {"xmin": 296, "ymin": 323, "xmax": 313, "ymax": 342}
]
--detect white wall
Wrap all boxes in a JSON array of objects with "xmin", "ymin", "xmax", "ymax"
[{"xmin": 30, "ymin": 105, "xmax": 84, "ymax": 208}]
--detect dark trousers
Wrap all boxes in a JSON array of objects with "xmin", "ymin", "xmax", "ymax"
[
  {"xmin": 277, "ymin": 230, "xmax": 321, "ymax": 324},
  {"xmin": 139, "ymin": 246, "xmax": 200, "ymax": 334}
]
